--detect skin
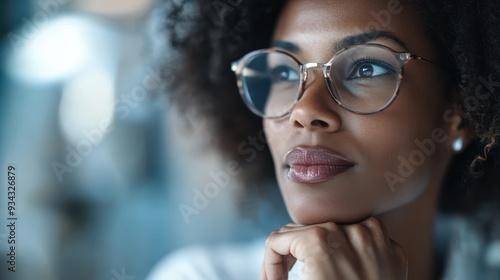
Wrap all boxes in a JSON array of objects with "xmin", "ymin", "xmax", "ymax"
[{"xmin": 261, "ymin": 0, "xmax": 471, "ymax": 279}]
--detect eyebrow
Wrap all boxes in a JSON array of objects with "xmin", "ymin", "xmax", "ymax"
[
  {"xmin": 271, "ymin": 41, "xmax": 301, "ymax": 53},
  {"xmin": 337, "ymin": 31, "xmax": 408, "ymax": 50},
  {"xmin": 272, "ymin": 31, "xmax": 408, "ymax": 53}
]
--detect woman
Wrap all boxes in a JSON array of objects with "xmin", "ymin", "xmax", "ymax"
[{"xmin": 150, "ymin": 0, "xmax": 500, "ymax": 279}]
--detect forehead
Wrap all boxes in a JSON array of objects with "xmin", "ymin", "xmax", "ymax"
[{"xmin": 272, "ymin": 0, "xmax": 433, "ymax": 60}]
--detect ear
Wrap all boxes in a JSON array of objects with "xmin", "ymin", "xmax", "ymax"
[
  {"xmin": 442, "ymin": 85, "xmax": 476, "ymax": 154},
  {"xmin": 444, "ymin": 109, "xmax": 474, "ymax": 155}
]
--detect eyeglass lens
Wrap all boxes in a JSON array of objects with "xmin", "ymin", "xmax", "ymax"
[{"xmin": 239, "ymin": 45, "xmax": 402, "ymax": 117}]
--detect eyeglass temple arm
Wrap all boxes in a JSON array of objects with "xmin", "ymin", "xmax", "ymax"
[{"xmin": 409, "ymin": 54, "xmax": 436, "ymax": 65}]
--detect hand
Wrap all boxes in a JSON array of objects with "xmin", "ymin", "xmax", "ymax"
[{"xmin": 260, "ymin": 217, "xmax": 408, "ymax": 280}]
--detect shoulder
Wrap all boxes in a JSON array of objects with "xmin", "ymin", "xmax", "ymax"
[{"xmin": 146, "ymin": 238, "xmax": 266, "ymax": 280}]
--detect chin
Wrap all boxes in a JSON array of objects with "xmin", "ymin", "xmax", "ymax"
[{"xmin": 287, "ymin": 203, "xmax": 374, "ymax": 226}]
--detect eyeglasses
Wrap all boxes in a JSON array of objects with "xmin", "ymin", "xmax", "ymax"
[{"xmin": 231, "ymin": 43, "xmax": 435, "ymax": 118}]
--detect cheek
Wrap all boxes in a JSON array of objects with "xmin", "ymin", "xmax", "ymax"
[
  {"xmin": 263, "ymin": 119, "xmax": 286, "ymax": 167},
  {"xmin": 263, "ymin": 119, "xmax": 300, "ymax": 206},
  {"xmin": 355, "ymin": 117, "xmax": 442, "ymax": 214},
  {"xmin": 352, "ymin": 78, "xmax": 449, "ymax": 213}
]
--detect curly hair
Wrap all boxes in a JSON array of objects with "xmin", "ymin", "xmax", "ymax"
[{"xmin": 162, "ymin": 0, "xmax": 500, "ymax": 214}]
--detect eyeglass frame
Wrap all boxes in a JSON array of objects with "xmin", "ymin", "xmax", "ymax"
[{"xmin": 231, "ymin": 43, "xmax": 436, "ymax": 119}]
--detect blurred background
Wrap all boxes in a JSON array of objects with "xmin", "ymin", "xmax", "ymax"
[{"xmin": 0, "ymin": 1, "xmax": 288, "ymax": 279}]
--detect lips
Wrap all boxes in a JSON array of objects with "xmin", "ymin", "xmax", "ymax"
[{"xmin": 285, "ymin": 147, "xmax": 355, "ymax": 184}]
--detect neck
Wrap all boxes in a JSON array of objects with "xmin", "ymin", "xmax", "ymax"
[{"xmin": 376, "ymin": 183, "xmax": 441, "ymax": 280}]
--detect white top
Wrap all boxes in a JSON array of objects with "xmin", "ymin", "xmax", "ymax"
[
  {"xmin": 146, "ymin": 238, "xmax": 304, "ymax": 280},
  {"xmin": 146, "ymin": 215, "xmax": 500, "ymax": 280}
]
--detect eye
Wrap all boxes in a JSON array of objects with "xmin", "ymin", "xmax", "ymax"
[
  {"xmin": 348, "ymin": 60, "xmax": 395, "ymax": 79},
  {"xmin": 270, "ymin": 65, "xmax": 300, "ymax": 82}
]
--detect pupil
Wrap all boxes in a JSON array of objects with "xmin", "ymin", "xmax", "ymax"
[
  {"xmin": 359, "ymin": 64, "xmax": 373, "ymax": 77},
  {"xmin": 280, "ymin": 71, "xmax": 289, "ymax": 80}
]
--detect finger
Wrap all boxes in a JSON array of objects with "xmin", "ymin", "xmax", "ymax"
[
  {"xmin": 280, "ymin": 221, "xmax": 338, "ymax": 233},
  {"xmin": 264, "ymin": 228, "xmax": 328, "ymax": 279},
  {"xmin": 344, "ymin": 223, "xmax": 373, "ymax": 252},
  {"xmin": 260, "ymin": 259, "xmax": 268, "ymax": 280},
  {"xmin": 390, "ymin": 239, "xmax": 408, "ymax": 278},
  {"xmin": 259, "ymin": 256, "xmax": 288, "ymax": 280},
  {"xmin": 343, "ymin": 223, "xmax": 378, "ymax": 274},
  {"xmin": 265, "ymin": 222, "xmax": 349, "ymax": 279},
  {"xmin": 264, "ymin": 230, "xmax": 294, "ymax": 280},
  {"xmin": 283, "ymin": 254, "xmax": 297, "ymax": 279},
  {"xmin": 360, "ymin": 217, "xmax": 391, "ymax": 244},
  {"xmin": 265, "ymin": 224, "xmax": 325, "ymax": 280},
  {"xmin": 279, "ymin": 223, "xmax": 307, "ymax": 233},
  {"xmin": 361, "ymin": 217, "xmax": 407, "ymax": 266},
  {"xmin": 390, "ymin": 239, "xmax": 408, "ymax": 264},
  {"xmin": 260, "ymin": 256, "xmax": 292, "ymax": 280},
  {"xmin": 282, "ymin": 222, "xmax": 349, "ymax": 255}
]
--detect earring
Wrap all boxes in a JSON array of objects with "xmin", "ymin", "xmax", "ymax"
[{"xmin": 452, "ymin": 136, "xmax": 464, "ymax": 152}]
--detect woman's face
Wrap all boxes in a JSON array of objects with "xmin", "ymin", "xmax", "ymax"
[{"xmin": 264, "ymin": 0, "xmax": 456, "ymax": 225}]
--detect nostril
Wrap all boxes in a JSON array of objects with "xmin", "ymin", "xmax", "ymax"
[
  {"xmin": 293, "ymin": 120, "xmax": 304, "ymax": 128},
  {"xmin": 311, "ymin": 119, "xmax": 329, "ymax": 127},
  {"xmin": 293, "ymin": 119, "xmax": 330, "ymax": 129}
]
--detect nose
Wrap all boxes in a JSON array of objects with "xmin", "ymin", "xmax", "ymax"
[{"xmin": 289, "ymin": 67, "xmax": 341, "ymax": 132}]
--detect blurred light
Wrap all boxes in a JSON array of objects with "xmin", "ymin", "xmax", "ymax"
[
  {"xmin": 6, "ymin": 15, "xmax": 117, "ymax": 85},
  {"xmin": 7, "ymin": 16, "xmax": 89, "ymax": 84},
  {"xmin": 75, "ymin": 0, "xmax": 154, "ymax": 18},
  {"xmin": 486, "ymin": 240, "xmax": 500, "ymax": 267},
  {"xmin": 59, "ymin": 68, "xmax": 115, "ymax": 145}
]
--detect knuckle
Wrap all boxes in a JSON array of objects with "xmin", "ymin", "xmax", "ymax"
[
  {"xmin": 363, "ymin": 217, "xmax": 390, "ymax": 242},
  {"xmin": 270, "ymin": 229, "xmax": 280, "ymax": 237},
  {"xmin": 322, "ymin": 221, "xmax": 339, "ymax": 232},
  {"xmin": 309, "ymin": 226, "xmax": 329, "ymax": 240},
  {"xmin": 266, "ymin": 230, "xmax": 281, "ymax": 245},
  {"xmin": 348, "ymin": 225, "xmax": 371, "ymax": 242},
  {"xmin": 308, "ymin": 241, "xmax": 334, "ymax": 261},
  {"xmin": 306, "ymin": 226, "xmax": 339, "ymax": 260},
  {"xmin": 280, "ymin": 224, "xmax": 297, "ymax": 232},
  {"xmin": 364, "ymin": 217, "xmax": 385, "ymax": 230},
  {"xmin": 391, "ymin": 240, "xmax": 407, "ymax": 257}
]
